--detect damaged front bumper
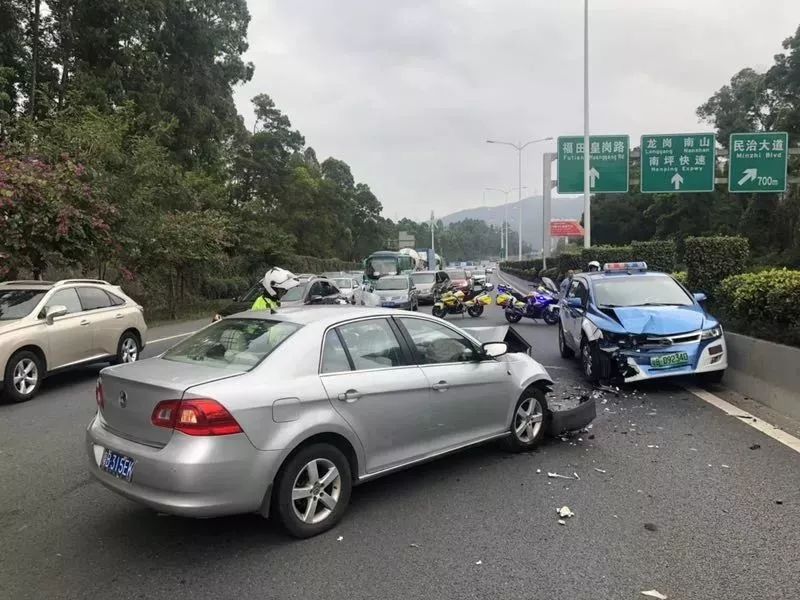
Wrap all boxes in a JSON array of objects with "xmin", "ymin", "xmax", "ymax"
[
  {"xmin": 547, "ymin": 396, "xmax": 597, "ymax": 435},
  {"xmin": 596, "ymin": 336, "xmax": 728, "ymax": 382}
]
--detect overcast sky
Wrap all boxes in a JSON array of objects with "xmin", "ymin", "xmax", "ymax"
[{"xmin": 235, "ymin": 1, "xmax": 800, "ymax": 222}]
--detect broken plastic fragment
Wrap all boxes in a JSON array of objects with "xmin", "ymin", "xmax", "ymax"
[
  {"xmin": 336, "ymin": 536, "xmax": 343, "ymax": 541},
  {"xmin": 547, "ymin": 472, "xmax": 575, "ymax": 480},
  {"xmin": 557, "ymin": 506, "xmax": 575, "ymax": 518},
  {"xmin": 573, "ymin": 472, "xmax": 580, "ymax": 480},
  {"xmin": 410, "ymin": 543, "xmax": 420, "ymax": 548},
  {"xmin": 641, "ymin": 591, "xmax": 667, "ymax": 599},
  {"xmin": 536, "ymin": 468, "xmax": 541, "ymax": 474},
  {"xmin": 557, "ymin": 519, "xmax": 566, "ymax": 525},
  {"xmin": 475, "ymin": 560, "xmax": 482, "ymax": 565},
  {"xmin": 594, "ymin": 468, "xmax": 607, "ymax": 474}
]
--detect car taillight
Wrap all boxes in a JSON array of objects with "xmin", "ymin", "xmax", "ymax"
[
  {"xmin": 150, "ymin": 398, "xmax": 242, "ymax": 436},
  {"xmin": 95, "ymin": 378, "xmax": 105, "ymax": 409}
]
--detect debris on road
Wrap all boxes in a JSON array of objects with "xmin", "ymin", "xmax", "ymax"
[
  {"xmin": 573, "ymin": 472, "xmax": 580, "ymax": 480},
  {"xmin": 410, "ymin": 543, "xmax": 420, "ymax": 548},
  {"xmin": 475, "ymin": 560, "xmax": 482, "ymax": 565},
  {"xmin": 594, "ymin": 384, "xmax": 619, "ymax": 396},
  {"xmin": 721, "ymin": 464, "xmax": 730, "ymax": 469},
  {"xmin": 641, "ymin": 590, "xmax": 668, "ymax": 599},
  {"xmin": 594, "ymin": 468, "xmax": 607, "ymax": 474},
  {"xmin": 749, "ymin": 444, "xmax": 761, "ymax": 450},
  {"xmin": 536, "ymin": 468, "xmax": 541, "ymax": 474},
  {"xmin": 557, "ymin": 506, "xmax": 575, "ymax": 519},
  {"xmin": 336, "ymin": 536, "xmax": 343, "ymax": 542},
  {"xmin": 775, "ymin": 500, "xmax": 784, "ymax": 505},
  {"xmin": 644, "ymin": 523, "xmax": 658, "ymax": 532},
  {"xmin": 547, "ymin": 472, "xmax": 576, "ymax": 480},
  {"xmin": 647, "ymin": 445, "xmax": 660, "ymax": 449},
  {"xmin": 557, "ymin": 519, "xmax": 566, "ymax": 525}
]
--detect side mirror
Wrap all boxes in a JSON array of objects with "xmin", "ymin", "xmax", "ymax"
[
  {"xmin": 693, "ymin": 292, "xmax": 707, "ymax": 303},
  {"xmin": 566, "ymin": 297, "xmax": 583, "ymax": 309},
  {"xmin": 45, "ymin": 305, "xmax": 68, "ymax": 323},
  {"xmin": 481, "ymin": 341, "xmax": 508, "ymax": 358}
]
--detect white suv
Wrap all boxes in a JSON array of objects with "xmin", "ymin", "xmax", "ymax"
[{"xmin": 0, "ymin": 279, "xmax": 147, "ymax": 402}]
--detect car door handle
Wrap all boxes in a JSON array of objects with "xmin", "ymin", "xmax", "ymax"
[
  {"xmin": 337, "ymin": 389, "xmax": 361, "ymax": 402},
  {"xmin": 80, "ymin": 320, "xmax": 90, "ymax": 326},
  {"xmin": 114, "ymin": 313, "xmax": 124, "ymax": 319},
  {"xmin": 431, "ymin": 381, "xmax": 449, "ymax": 392}
]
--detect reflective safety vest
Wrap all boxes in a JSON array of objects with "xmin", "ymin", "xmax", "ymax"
[{"xmin": 251, "ymin": 296, "xmax": 279, "ymax": 312}]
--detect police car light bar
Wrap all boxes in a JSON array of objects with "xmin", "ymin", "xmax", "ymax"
[{"xmin": 603, "ymin": 261, "xmax": 648, "ymax": 272}]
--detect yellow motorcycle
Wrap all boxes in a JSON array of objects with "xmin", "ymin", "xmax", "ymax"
[{"xmin": 432, "ymin": 290, "xmax": 491, "ymax": 319}]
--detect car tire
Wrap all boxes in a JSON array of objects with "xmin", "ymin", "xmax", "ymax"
[
  {"xmin": 502, "ymin": 388, "xmax": 547, "ymax": 452},
  {"xmin": 699, "ymin": 369, "xmax": 724, "ymax": 385},
  {"xmin": 112, "ymin": 331, "xmax": 141, "ymax": 365},
  {"xmin": 273, "ymin": 443, "xmax": 352, "ymax": 539},
  {"xmin": 558, "ymin": 322, "xmax": 575, "ymax": 359},
  {"xmin": 580, "ymin": 336, "xmax": 599, "ymax": 384},
  {"xmin": 3, "ymin": 350, "xmax": 44, "ymax": 403}
]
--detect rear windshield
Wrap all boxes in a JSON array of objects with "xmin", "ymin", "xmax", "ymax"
[
  {"xmin": 446, "ymin": 270, "xmax": 467, "ymax": 280},
  {"xmin": 0, "ymin": 289, "xmax": 47, "ymax": 320},
  {"xmin": 333, "ymin": 278, "xmax": 351, "ymax": 288},
  {"xmin": 411, "ymin": 273, "xmax": 435, "ymax": 284},
  {"xmin": 593, "ymin": 275, "xmax": 693, "ymax": 308},
  {"xmin": 163, "ymin": 318, "xmax": 300, "ymax": 371},
  {"xmin": 279, "ymin": 282, "xmax": 307, "ymax": 303}
]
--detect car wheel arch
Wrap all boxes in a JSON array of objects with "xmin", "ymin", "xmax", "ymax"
[{"xmin": 8, "ymin": 344, "xmax": 48, "ymax": 374}]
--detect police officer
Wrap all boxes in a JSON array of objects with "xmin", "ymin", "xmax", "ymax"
[{"xmin": 251, "ymin": 267, "xmax": 300, "ymax": 313}]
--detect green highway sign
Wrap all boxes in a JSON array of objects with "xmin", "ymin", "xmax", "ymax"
[
  {"xmin": 640, "ymin": 133, "xmax": 716, "ymax": 193},
  {"xmin": 557, "ymin": 135, "xmax": 629, "ymax": 193},
  {"xmin": 728, "ymin": 132, "xmax": 788, "ymax": 193}
]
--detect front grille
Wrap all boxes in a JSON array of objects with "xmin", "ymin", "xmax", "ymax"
[{"xmin": 639, "ymin": 331, "xmax": 701, "ymax": 348}]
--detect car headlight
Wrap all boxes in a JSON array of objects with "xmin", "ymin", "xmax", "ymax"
[
  {"xmin": 212, "ymin": 314, "xmax": 222, "ymax": 322},
  {"xmin": 701, "ymin": 326, "xmax": 722, "ymax": 340}
]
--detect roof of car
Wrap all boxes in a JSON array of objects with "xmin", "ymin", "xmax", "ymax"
[
  {"xmin": 233, "ymin": 306, "xmax": 405, "ymax": 327},
  {"xmin": 582, "ymin": 270, "xmax": 669, "ymax": 280},
  {"xmin": 0, "ymin": 278, "xmax": 116, "ymax": 290}
]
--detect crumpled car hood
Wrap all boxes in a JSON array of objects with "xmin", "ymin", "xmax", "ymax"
[{"xmin": 605, "ymin": 305, "xmax": 706, "ymax": 335}]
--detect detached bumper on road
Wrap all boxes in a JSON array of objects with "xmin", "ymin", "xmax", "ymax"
[{"xmin": 86, "ymin": 414, "xmax": 281, "ymax": 518}]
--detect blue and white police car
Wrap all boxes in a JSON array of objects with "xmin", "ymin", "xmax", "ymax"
[{"xmin": 558, "ymin": 262, "xmax": 727, "ymax": 384}]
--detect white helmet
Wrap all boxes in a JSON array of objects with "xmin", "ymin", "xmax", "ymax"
[
  {"xmin": 261, "ymin": 267, "xmax": 300, "ymax": 297},
  {"xmin": 588, "ymin": 261, "xmax": 601, "ymax": 271}
]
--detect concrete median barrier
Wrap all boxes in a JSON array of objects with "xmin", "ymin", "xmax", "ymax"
[{"xmin": 724, "ymin": 331, "xmax": 800, "ymax": 421}]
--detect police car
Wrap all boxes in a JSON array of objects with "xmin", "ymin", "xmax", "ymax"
[{"xmin": 558, "ymin": 262, "xmax": 727, "ymax": 384}]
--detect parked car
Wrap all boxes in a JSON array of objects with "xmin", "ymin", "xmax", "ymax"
[
  {"xmin": 87, "ymin": 307, "xmax": 579, "ymax": 538},
  {"xmin": 371, "ymin": 275, "xmax": 419, "ymax": 310},
  {"xmin": 213, "ymin": 283, "xmax": 264, "ymax": 321},
  {"xmin": 279, "ymin": 277, "xmax": 345, "ymax": 307},
  {"xmin": 0, "ymin": 279, "xmax": 147, "ymax": 402},
  {"xmin": 558, "ymin": 262, "xmax": 727, "ymax": 384},
  {"xmin": 296, "ymin": 273, "xmax": 316, "ymax": 282},
  {"xmin": 410, "ymin": 270, "xmax": 451, "ymax": 304}
]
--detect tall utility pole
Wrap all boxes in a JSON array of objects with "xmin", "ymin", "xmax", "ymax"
[
  {"xmin": 485, "ymin": 187, "xmax": 526, "ymax": 261},
  {"xmin": 430, "ymin": 210, "xmax": 435, "ymax": 255},
  {"xmin": 486, "ymin": 137, "xmax": 553, "ymax": 260},
  {"xmin": 583, "ymin": 0, "xmax": 591, "ymax": 248}
]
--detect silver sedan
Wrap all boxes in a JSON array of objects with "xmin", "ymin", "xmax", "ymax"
[{"xmin": 86, "ymin": 307, "xmax": 555, "ymax": 538}]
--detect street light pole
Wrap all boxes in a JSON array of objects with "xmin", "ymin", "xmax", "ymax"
[
  {"xmin": 486, "ymin": 137, "xmax": 553, "ymax": 261},
  {"xmin": 485, "ymin": 186, "xmax": 527, "ymax": 262},
  {"xmin": 583, "ymin": 0, "xmax": 591, "ymax": 248}
]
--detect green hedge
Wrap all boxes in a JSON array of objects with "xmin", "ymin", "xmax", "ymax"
[
  {"xmin": 685, "ymin": 236, "xmax": 749, "ymax": 296},
  {"xmin": 672, "ymin": 271, "xmax": 688, "ymax": 287},
  {"xmin": 631, "ymin": 240, "xmax": 676, "ymax": 273},
  {"xmin": 281, "ymin": 255, "xmax": 360, "ymax": 274},
  {"xmin": 716, "ymin": 269, "xmax": 800, "ymax": 346},
  {"xmin": 580, "ymin": 245, "xmax": 634, "ymax": 266}
]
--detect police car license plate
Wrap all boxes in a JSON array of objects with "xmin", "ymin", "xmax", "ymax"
[{"xmin": 650, "ymin": 351, "xmax": 689, "ymax": 369}]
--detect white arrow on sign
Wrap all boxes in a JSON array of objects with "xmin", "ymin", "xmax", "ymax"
[
  {"xmin": 671, "ymin": 172, "xmax": 684, "ymax": 190},
  {"xmin": 589, "ymin": 167, "xmax": 599, "ymax": 188},
  {"xmin": 737, "ymin": 168, "xmax": 757, "ymax": 186}
]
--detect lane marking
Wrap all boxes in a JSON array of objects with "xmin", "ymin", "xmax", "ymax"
[
  {"xmin": 686, "ymin": 385, "xmax": 800, "ymax": 454},
  {"xmin": 147, "ymin": 331, "xmax": 196, "ymax": 345}
]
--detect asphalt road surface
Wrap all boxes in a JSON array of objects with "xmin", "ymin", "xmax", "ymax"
[{"xmin": 2, "ymin": 279, "xmax": 799, "ymax": 600}]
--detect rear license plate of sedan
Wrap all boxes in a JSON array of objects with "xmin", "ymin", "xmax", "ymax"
[
  {"xmin": 100, "ymin": 449, "xmax": 135, "ymax": 482},
  {"xmin": 650, "ymin": 351, "xmax": 689, "ymax": 369}
]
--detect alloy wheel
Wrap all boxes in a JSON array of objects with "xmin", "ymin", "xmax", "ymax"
[
  {"xmin": 121, "ymin": 337, "xmax": 139, "ymax": 363},
  {"xmin": 582, "ymin": 342, "xmax": 593, "ymax": 378},
  {"xmin": 291, "ymin": 458, "xmax": 342, "ymax": 525},
  {"xmin": 12, "ymin": 358, "xmax": 38, "ymax": 396},
  {"xmin": 513, "ymin": 396, "xmax": 543, "ymax": 443}
]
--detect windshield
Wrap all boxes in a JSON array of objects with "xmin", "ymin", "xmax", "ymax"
[
  {"xmin": 163, "ymin": 318, "xmax": 300, "ymax": 371},
  {"xmin": 593, "ymin": 275, "xmax": 693, "ymax": 308},
  {"xmin": 375, "ymin": 277, "xmax": 409, "ymax": 290},
  {"xmin": 333, "ymin": 278, "xmax": 352, "ymax": 289},
  {"xmin": 280, "ymin": 283, "xmax": 307, "ymax": 303},
  {"xmin": 366, "ymin": 257, "xmax": 398, "ymax": 277},
  {"xmin": 446, "ymin": 270, "xmax": 467, "ymax": 280},
  {"xmin": 0, "ymin": 290, "xmax": 47, "ymax": 320},
  {"xmin": 411, "ymin": 273, "xmax": 435, "ymax": 284},
  {"xmin": 241, "ymin": 284, "xmax": 263, "ymax": 303}
]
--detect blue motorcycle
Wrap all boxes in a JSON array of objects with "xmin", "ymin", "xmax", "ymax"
[{"xmin": 504, "ymin": 282, "xmax": 560, "ymax": 325}]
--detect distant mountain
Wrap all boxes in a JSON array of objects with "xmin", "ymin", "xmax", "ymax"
[{"xmin": 440, "ymin": 195, "xmax": 584, "ymax": 249}]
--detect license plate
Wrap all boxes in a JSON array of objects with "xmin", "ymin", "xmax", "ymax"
[
  {"xmin": 650, "ymin": 351, "xmax": 689, "ymax": 369},
  {"xmin": 101, "ymin": 449, "xmax": 135, "ymax": 482}
]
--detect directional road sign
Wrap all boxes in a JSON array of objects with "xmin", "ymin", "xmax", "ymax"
[
  {"xmin": 557, "ymin": 135, "xmax": 629, "ymax": 193},
  {"xmin": 728, "ymin": 132, "xmax": 789, "ymax": 193},
  {"xmin": 640, "ymin": 133, "xmax": 716, "ymax": 193}
]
